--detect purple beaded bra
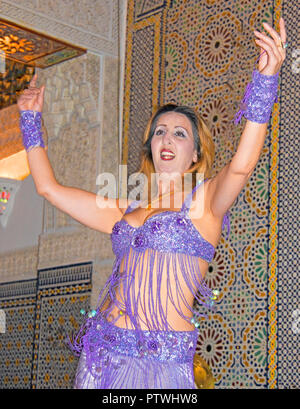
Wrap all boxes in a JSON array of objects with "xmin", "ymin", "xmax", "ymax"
[{"xmin": 112, "ymin": 180, "xmax": 229, "ymax": 262}]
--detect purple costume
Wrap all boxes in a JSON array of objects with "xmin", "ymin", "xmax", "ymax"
[
  {"xmin": 71, "ymin": 179, "xmax": 230, "ymax": 389},
  {"xmin": 18, "ymin": 51, "xmax": 279, "ymax": 389}
]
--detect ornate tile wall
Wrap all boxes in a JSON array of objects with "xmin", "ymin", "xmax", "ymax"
[
  {"xmin": 0, "ymin": 263, "xmax": 92, "ymax": 389},
  {"xmin": 276, "ymin": 0, "xmax": 299, "ymax": 388},
  {"xmin": 0, "ymin": 279, "xmax": 37, "ymax": 388},
  {"xmin": 122, "ymin": 0, "xmax": 299, "ymax": 388},
  {"xmin": 31, "ymin": 262, "xmax": 92, "ymax": 389}
]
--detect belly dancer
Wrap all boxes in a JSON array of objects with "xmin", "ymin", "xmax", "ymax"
[{"xmin": 17, "ymin": 18, "xmax": 287, "ymax": 389}]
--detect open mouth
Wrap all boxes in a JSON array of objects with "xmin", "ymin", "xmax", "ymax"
[{"xmin": 160, "ymin": 149, "xmax": 175, "ymax": 161}]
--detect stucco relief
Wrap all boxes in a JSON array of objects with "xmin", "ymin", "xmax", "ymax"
[{"xmin": 0, "ymin": 1, "xmax": 121, "ymax": 286}]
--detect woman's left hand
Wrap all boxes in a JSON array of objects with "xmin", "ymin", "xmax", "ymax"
[{"xmin": 253, "ymin": 16, "xmax": 287, "ymax": 75}]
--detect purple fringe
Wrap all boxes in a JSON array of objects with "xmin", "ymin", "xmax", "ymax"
[{"xmin": 68, "ymin": 248, "xmax": 216, "ymax": 360}]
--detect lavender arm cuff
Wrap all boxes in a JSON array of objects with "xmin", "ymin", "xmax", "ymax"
[
  {"xmin": 20, "ymin": 110, "xmax": 45, "ymax": 152},
  {"xmin": 234, "ymin": 69, "xmax": 279, "ymax": 125}
]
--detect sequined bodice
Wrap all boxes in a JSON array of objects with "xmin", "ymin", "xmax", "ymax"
[
  {"xmin": 111, "ymin": 180, "xmax": 229, "ymax": 263},
  {"xmin": 112, "ymin": 210, "xmax": 216, "ymax": 263}
]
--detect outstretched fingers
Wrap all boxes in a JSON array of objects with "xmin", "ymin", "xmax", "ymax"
[
  {"xmin": 279, "ymin": 17, "xmax": 287, "ymax": 44},
  {"xmin": 254, "ymin": 26, "xmax": 281, "ymax": 61},
  {"xmin": 253, "ymin": 16, "xmax": 287, "ymax": 74},
  {"xmin": 262, "ymin": 20, "xmax": 287, "ymax": 59}
]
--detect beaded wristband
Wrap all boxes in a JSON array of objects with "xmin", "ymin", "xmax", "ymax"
[
  {"xmin": 234, "ymin": 69, "xmax": 279, "ymax": 125},
  {"xmin": 20, "ymin": 110, "xmax": 45, "ymax": 152}
]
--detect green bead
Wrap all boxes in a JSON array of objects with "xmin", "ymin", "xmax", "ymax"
[{"xmin": 87, "ymin": 309, "xmax": 97, "ymax": 318}]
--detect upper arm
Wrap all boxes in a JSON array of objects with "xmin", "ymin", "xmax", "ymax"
[
  {"xmin": 207, "ymin": 162, "xmax": 252, "ymax": 218},
  {"xmin": 43, "ymin": 183, "xmax": 128, "ymax": 234}
]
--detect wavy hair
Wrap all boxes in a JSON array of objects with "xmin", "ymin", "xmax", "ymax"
[{"xmin": 138, "ymin": 104, "xmax": 215, "ymax": 195}]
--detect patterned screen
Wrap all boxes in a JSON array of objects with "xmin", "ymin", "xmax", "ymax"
[
  {"xmin": 121, "ymin": 0, "xmax": 299, "ymax": 388},
  {"xmin": 0, "ymin": 262, "xmax": 92, "ymax": 389}
]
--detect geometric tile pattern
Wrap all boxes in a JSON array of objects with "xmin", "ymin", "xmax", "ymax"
[
  {"xmin": 276, "ymin": 0, "xmax": 300, "ymax": 389},
  {"xmin": 0, "ymin": 263, "xmax": 92, "ymax": 389},
  {"xmin": 122, "ymin": 1, "xmax": 167, "ymax": 176},
  {"xmin": 31, "ymin": 262, "xmax": 92, "ymax": 389},
  {"xmin": 122, "ymin": 0, "xmax": 299, "ymax": 388},
  {"xmin": 126, "ymin": 25, "xmax": 156, "ymax": 177},
  {"xmin": 0, "ymin": 279, "xmax": 37, "ymax": 388}
]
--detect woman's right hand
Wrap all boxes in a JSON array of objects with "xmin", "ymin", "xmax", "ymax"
[{"xmin": 17, "ymin": 73, "xmax": 45, "ymax": 112}]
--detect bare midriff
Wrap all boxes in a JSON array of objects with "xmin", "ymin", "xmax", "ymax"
[
  {"xmin": 99, "ymin": 248, "xmax": 210, "ymax": 332},
  {"xmin": 100, "ymin": 182, "xmax": 224, "ymax": 332}
]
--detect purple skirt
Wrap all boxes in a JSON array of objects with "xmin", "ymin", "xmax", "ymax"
[{"xmin": 74, "ymin": 316, "xmax": 198, "ymax": 389}]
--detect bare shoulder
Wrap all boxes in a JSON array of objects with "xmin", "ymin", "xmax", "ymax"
[
  {"xmin": 204, "ymin": 176, "xmax": 230, "ymax": 217},
  {"xmin": 116, "ymin": 197, "xmax": 131, "ymax": 216},
  {"xmin": 44, "ymin": 184, "xmax": 132, "ymax": 234},
  {"xmin": 190, "ymin": 177, "xmax": 220, "ymax": 218},
  {"xmin": 204, "ymin": 177, "xmax": 217, "ymax": 211},
  {"xmin": 189, "ymin": 178, "xmax": 224, "ymax": 248}
]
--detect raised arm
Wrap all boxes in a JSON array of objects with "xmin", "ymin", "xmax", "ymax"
[
  {"xmin": 207, "ymin": 17, "xmax": 287, "ymax": 218},
  {"xmin": 18, "ymin": 74, "xmax": 126, "ymax": 233}
]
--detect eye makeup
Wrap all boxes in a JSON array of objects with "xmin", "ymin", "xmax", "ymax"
[{"xmin": 154, "ymin": 125, "xmax": 189, "ymax": 138}]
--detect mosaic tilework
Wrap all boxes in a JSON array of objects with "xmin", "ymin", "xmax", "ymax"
[
  {"xmin": 127, "ymin": 24, "xmax": 156, "ymax": 176},
  {"xmin": 276, "ymin": 0, "xmax": 300, "ymax": 389},
  {"xmin": 0, "ymin": 279, "xmax": 37, "ymax": 388},
  {"xmin": 31, "ymin": 262, "xmax": 92, "ymax": 389},
  {"xmin": 134, "ymin": 0, "xmax": 166, "ymax": 21},
  {"xmin": 122, "ymin": 0, "xmax": 166, "ymax": 177},
  {"xmin": 0, "ymin": 263, "xmax": 92, "ymax": 389},
  {"xmin": 122, "ymin": 0, "xmax": 298, "ymax": 388}
]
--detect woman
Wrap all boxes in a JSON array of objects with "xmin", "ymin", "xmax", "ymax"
[{"xmin": 17, "ymin": 18, "xmax": 287, "ymax": 389}]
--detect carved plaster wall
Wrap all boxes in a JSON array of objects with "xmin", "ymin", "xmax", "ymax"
[{"xmin": 0, "ymin": 0, "xmax": 125, "ymax": 307}]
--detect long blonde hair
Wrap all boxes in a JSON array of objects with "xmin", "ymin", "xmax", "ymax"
[{"xmin": 138, "ymin": 104, "xmax": 215, "ymax": 199}]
